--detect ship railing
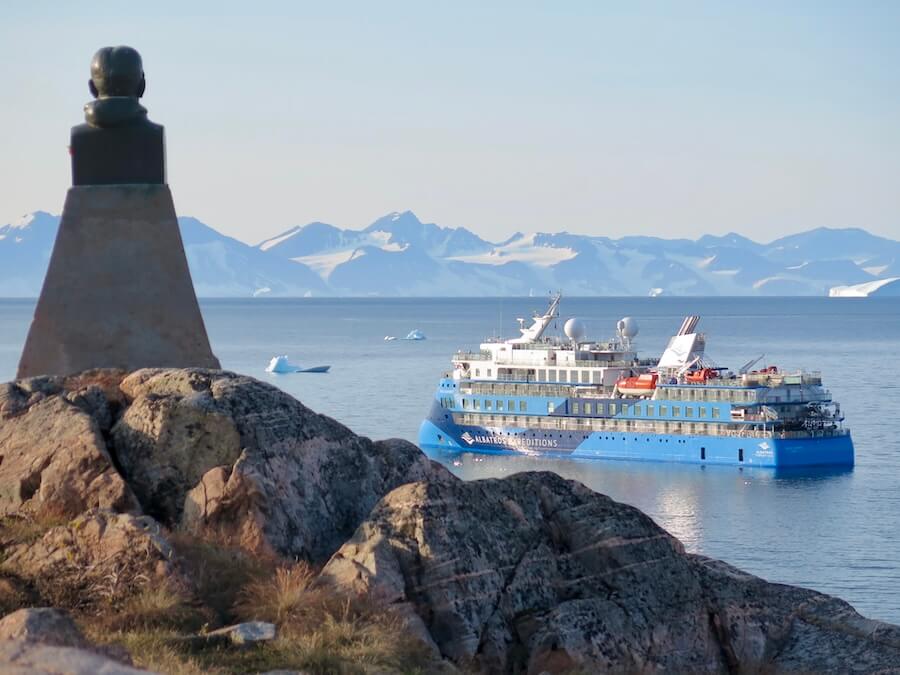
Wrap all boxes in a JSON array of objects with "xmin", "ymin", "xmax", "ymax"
[
  {"xmin": 460, "ymin": 382, "xmax": 616, "ymax": 397},
  {"xmin": 568, "ymin": 359, "xmax": 641, "ymax": 368}
]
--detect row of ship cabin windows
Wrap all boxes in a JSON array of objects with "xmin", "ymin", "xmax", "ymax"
[
  {"xmin": 441, "ymin": 398, "xmax": 529, "ymax": 412},
  {"xmin": 474, "ymin": 367, "xmax": 599, "ymax": 384},
  {"xmin": 570, "ymin": 401, "xmax": 722, "ymax": 419},
  {"xmin": 444, "ymin": 398, "xmax": 723, "ymax": 419}
]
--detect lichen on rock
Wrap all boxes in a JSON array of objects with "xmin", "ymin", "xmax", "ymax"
[{"xmin": 321, "ymin": 471, "xmax": 900, "ymax": 674}]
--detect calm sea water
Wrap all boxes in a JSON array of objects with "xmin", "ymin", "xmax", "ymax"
[{"xmin": 1, "ymin": 297, "xmax": 899, "ymax": 622}]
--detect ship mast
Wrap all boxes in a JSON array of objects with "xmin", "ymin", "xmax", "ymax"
[{"xmin": 507, "ymin": 293, "xmax": 561, "ymax": 344}]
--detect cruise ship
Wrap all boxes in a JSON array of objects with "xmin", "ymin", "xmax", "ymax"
[{"xmin": 418, "ymin": 295, "xmax": 853, "ymax": 467}]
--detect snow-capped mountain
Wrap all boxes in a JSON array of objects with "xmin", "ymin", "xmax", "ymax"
[
  {"xmin": 253, "ymin": 212, "xmax": 900, "ymax": 296},
  {"xmin": 2, "ymin": 208, "xmax": 898, "ymax": 297}
]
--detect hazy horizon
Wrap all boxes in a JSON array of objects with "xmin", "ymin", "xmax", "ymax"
[{"xmin": 2, "ymin": 2, "xmax": 898, "ymax": 244}]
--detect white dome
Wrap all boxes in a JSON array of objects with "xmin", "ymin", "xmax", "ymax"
[
  {"xmin": 617, "ymin": 316, "xmax": 639, "ymax": 339},
  {"xmin": 564, "ymin": 317, "xmax": 586, "ymax": 342}
]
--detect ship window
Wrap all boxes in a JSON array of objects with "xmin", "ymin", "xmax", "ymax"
[
  {"xmin": 701, "ymin": 447, "xmax": 706, "ymax": 460},
  {"xmin": 538, "ymin": 369, "xmax": 546, "ymax": 381},
  {"xmin": 572, "ymin": 402, "xmax": 580, "ymax": 414},
  {"xmin": 474, "ymin": 399, "xmax": 480, "ymax": 410},
  {"xmin": 548, "ymin": 401, "xmax": 555, "ymax": 414},
  {"xmin": 475, "ymin": 369, "xmax": 480, "ymax": 377},
  {"xmin": 672, "ymin": 406, "xmax": 680, "ymax": 417},
  {"xmin": 739, "ymin": 448, "xmax": 744, "ymax": 462},
  {"xmin": 634, "ymin": 405, "xmax": 642, "ymax": 416},
  {"xmin": 584, "ymin": 402, "xmax": 592, "ymax": 415},
  {"xmin": 646, "ymin": 405, "xmax": 654, "ymax": 417},
  {"xmin": 519, "ymin": 400, "xmax": 527, "ymax": 412},
  {"xmin": 659, "ymin": 405, "xmax": 668, "ymax": 417},
  {"xmin": 685, "ymin": 407, "xmax": 694, "ymax": 418},
  {"xmin": 712, "ymin": 407, "xmax": 720, "ymax": 419},
  {"xmin": 496, "ymin": 400, "xmax": 503, "ymax": 411},
  {"xmin": 582, "ymin": 370, "xmax": 590, "ymax": 383},
  {"xmin": 508, "ymin": 400, "xmax": 515, "ymax": 412},
  {"xmin": 487, "ymin": 369, "xmax": 492, "ymax": 377},
  {"xmin": 485, "ymin": 400, "xmax": 492, "ymax": 410},
  {"xmin": 462, "ymin": 398, "xmax": 469, "ymax": 409},
  {"xmin": 699, "ymin": 407, "xmax": 706, "ymax": 418},
  {"xmin": 548, "ymin": 370, "xmax": 556, "ymax": 382},
  {"xmin": 593, "ymin": 371, "xmax": 602, "ymax": 384}
]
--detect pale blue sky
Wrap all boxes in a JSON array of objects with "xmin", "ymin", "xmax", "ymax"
[{"xmin": 1, "ymin": 1, "xmax": 898, "ymax": 244}]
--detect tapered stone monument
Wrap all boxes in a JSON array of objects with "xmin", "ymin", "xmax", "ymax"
[{"xmin": 17, "ymin": 46, "xmax": 220, "ymax": 378}]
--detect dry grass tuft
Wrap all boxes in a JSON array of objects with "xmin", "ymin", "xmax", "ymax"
[
  {"xmin": 233, "ymin": 562, "xmax": 316, "ymax": 624},
  {"xmin": 95, "ymin": 581, "xmax": 208, "ymax": 633},
  {"xmin": 88, "ymin": 628, "xmax": 212, "ymax": 675},
  {"xmin": 169, "ymin": 533, "xmax": 274, "ymax": 623},
  {"xmin": 231, "ymin": 564, "xmax": 435, "ymax": 673}
]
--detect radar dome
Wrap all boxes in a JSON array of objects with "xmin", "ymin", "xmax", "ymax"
[
  {"xmin": 564, "ymin": 318, "xmax": 586, "ymax": 342},
  {"xmin": 617, "ymin": 316, "xmax": 639, "ymax": 339}
]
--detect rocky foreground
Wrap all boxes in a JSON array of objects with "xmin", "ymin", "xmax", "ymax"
[{"xmin": 1, "ymin": 368, "xmax": 898, "ymax": 674}]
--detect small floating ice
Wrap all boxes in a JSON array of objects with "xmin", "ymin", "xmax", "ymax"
[
  {"xmin": 266, "ymin": 355, "xmax": 330, "ymax": 374},
  {"xmin": 402, "ymin": 329, "xmax": 426, "ymax": 341},
  {"xmin": 384, "ymin": 335, "xmax": 397, "ymax": 341},
  {"xmin": 266, "ymin": 355, "xmax": 297, "ymax": 373}
]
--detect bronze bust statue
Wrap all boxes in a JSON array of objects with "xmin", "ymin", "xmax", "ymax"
[{"xmin": 70, "ymin": 46, "xmax": 165, "ymax": 185}]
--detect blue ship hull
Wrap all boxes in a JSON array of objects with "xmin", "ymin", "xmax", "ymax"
[{"xmin": 419, "ymin": 406, "xmax": 854, "ymax": 469}]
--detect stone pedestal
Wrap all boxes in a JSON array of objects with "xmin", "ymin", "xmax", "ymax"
[{"xmin": 17, "ymin": 185, "xmax": 220, "ymax": 378}]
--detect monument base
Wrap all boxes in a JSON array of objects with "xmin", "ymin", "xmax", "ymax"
[{"xmin": 17, "ymin": 184, "xmax": 220, "ymax": 378}]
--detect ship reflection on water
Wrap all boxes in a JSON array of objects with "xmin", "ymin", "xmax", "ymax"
[{"xmin": 425, "ymin": 447, "xmax": 853, "ymax": 558}]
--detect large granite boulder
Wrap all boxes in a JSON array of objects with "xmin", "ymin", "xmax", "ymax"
[
  {"xmin": 0, "ymin": 368, "xmax": 451, "ymax": 565},
  {"xmin": 321, "ymin": 472, "xmax": 900, "ymax": 674},
  {"xmin": 109, "ymin": 368, "xmax": 452, "ymax": 562},
  {"xmin": 0, "ymin": 374, "xmax": 137, "ymax": 519}
]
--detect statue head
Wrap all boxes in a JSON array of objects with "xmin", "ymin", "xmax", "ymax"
[{"xmin": 88, "ymin": 46, "xmax": 146, "ymax": 99}]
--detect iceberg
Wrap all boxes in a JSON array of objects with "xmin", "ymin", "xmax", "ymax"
[
  {"xmin": 266, "ymin": 355, "xmax": 300, "ymax": 373},
  {"xmin": 402, "ymin": 329, "xmax": 426, "ymax": 341},
  {"xmin": 266, "ymin": 355, "xmax": 330, "ymax": 374}
]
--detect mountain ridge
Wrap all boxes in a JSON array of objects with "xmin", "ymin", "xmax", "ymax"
[{"xmin": 2, "ymin": 209, "xmax": 898, "ymax": 297}]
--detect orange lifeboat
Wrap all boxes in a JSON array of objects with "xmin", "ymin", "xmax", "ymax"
[
  {"xmin": 616, "ymin": 372, "xmax": 658, "ymax": 397},
  {"xmin": 685, "ymin": 368, "xmax": 719, "ymax": 384}
]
